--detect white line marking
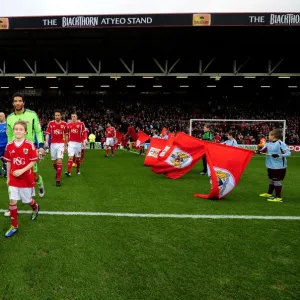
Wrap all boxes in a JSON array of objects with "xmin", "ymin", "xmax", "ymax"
[{"xmin": 1, "ymin": 209, "xmax": 300, "ymax": 220}]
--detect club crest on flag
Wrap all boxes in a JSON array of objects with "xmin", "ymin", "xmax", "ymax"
[
  {"xmin": 166, "ymin": 147, "xmax": 192, "ymax": 168},
  {"xmin": 214, "ymin": 167, "xmax": 236, "ymax": 197},
  {"xmin": 23, "ymin": 148, "xmax": 28, "ymax": 154},
  {"xmin": 148, "ymin": 147, "xmax": 160, "ymax": 158}
]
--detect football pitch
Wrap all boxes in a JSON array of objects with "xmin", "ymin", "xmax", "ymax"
[{"xmin": 1, "ymin": 150, "xmax": 300, "ymax": 300}]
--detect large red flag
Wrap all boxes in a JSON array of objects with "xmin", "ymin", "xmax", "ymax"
[
  {"xmin": 128, "ymin": 125, "xmax": 138, "ymax": 141},
  {"xmin": 115, "ymin": 131, "xmax": 124, "ymax": 150},
  {"xmin": 194, "ymin": 142, "xmax": 254, "ymax": 200},
  {"xmin": 157, "ymin": 135, "xmax": 175, "ymax": 160},
  {"xmin": 151, "ymin": 132, "xmax": 205, "ymax": 179},
  {"xmin": 144, "ymin": 138, "xmax": 168, "ymax": 167},
  {"xmin": 135, "ymin": 131, "xmax": 150, "ymax": 149}
]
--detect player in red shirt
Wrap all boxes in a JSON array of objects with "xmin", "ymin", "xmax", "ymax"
[
  {"xmin": 215, "ymin": 133, "xmax": 221, "ymax": 143},
  {"xmin": 105, "ymin": 122, "xmax": 116, "ymax": 157},
  {"xmin": 72, "ymin": 121, "xmax": 88, "ymax": 167},
  {"xmin": 3, "ymin": 120, "xmax": 40, "ymax": 238},
  {"xmin": 65, "ymin": 113, "xmax": 86, "ymax": 176},
  {"xmin": 45, "ymin": 110, "xmax": 68, "ymax": 187}
]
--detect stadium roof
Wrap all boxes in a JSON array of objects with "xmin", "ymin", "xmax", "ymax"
[{"xmin": 0, "ymin": 26, "xmax": 300, "ymax": 77}]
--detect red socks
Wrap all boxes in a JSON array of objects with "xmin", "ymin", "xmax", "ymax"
[
  {"xmin": 29, "ymin": 199, "xmax": 38, "ymax": 211},
  {"xmin": 67, "ymin": 159, "xmax": 73, "ymax": 173},
  {"xmin": 10, "ymin": 204, "xmax": 18, "ymax": 228},
  {"xmin": 10, "ymin": 200, "xmax": 37, "ymax": 228},
  {"xmin": 56, "ymin": 163, "xmax": 62, "ymax": 180},
  {"xmin": 53, "ymin": 162, "xmax": 57, "ymax": 170}
]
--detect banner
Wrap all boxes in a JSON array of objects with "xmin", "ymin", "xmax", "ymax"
[
  {"xmin": 194, "ymin": 142, "xmax": 254, "ymax": 200},
  {"xmin": 144, "ymin": 138, "xmax": 168, "ymax": 167},
  {"xmin": 237, "ymin": 144, "xmax": 258, "ymax": 150},
  {"xmin": 288, "ymin": 145, "xmax": 300, "ymax": 152},
  {"xmin": 3, "ymin": 13, "xmax": 300, "ymax": 30},
  {"xmin": 151, "ymin": 132, "xmax": 205, "ymax": 179}
]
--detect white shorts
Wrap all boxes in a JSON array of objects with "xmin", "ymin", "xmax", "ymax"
[
  {"xmin": 50, "ymin": 143, "xmax": 65, "ymax": 161},
  {"xmin": 9, "ymin": 186, "xmax": 35, "ymax": 204},
  {"xmin": 68, "ymin": 141, "xmax": 82, "ymax": 158},
  {"xmin": 106, "ymin": 138, "xmax": 114, "ymax": 147}
]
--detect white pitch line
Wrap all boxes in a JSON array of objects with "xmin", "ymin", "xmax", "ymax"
[{"xmin": 1, "ymin": 209, "xmax": 300, "ymax": 220}]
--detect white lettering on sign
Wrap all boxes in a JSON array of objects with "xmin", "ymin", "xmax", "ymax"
[
  {"xmin": 42, "ymin": 19, "xmax": 58, "ymax": 26},
  {"xmin": 100, "ymin": 17, "xmax": 153, "ymax": 25},
  {"xmin": 270, "ymin": 14, "xmax": 300, "ymax": 25},
  {"xmin": 248, "ymin": 15, "xmax": 265, "ymax": 23},
  {"xmin": 62, "ymin": 16, "xmax": 99, "ymax": 27}
]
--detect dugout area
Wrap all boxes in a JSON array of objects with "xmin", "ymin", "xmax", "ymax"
[{"xmin": 0, "ymin": 25, "xmax": 300, "ymax": 300}]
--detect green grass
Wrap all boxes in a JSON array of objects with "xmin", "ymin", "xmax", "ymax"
[{"xmin": 0, "ymin": 150, "xmax": 300, "ymax": 300}]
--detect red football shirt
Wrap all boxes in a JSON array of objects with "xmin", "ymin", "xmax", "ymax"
[
  {"xmin": 82, "ymin": 127, "xmax": 88, "ymax": 142},
  {"xmin": 46, "ymin": 121, "xmax": 68, "ymax": 144},
  {"xmin": 68, "ymin": 122, "xmax": 85, "ymax": 143},
  {"xmin": 106, "ymin": 127, "xmax": 116, "ymax": 138},
  {"xmin": 4, "ymin": 139, "xmax": 38, "ymax": 188}
]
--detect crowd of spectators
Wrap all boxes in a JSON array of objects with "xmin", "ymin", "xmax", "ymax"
[{"xmin": 1, "ymin": 93, "xmax": 299, "ymax": 145}]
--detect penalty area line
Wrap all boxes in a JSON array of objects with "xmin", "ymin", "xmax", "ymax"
[{"xmin": 0, "ymin": 209, "xmax": 300, "ymax": 220}]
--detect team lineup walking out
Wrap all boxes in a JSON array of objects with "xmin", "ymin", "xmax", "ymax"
[
  {"xmin": 4, "ymin": 93, "xmax": 45, "ymax": 217},
  {"xmin": 45, "ymin": 110, "xmax": 68, "ymax": 187}
]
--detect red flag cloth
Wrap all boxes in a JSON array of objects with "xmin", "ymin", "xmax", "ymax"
[
  {"xmin": 116, "ymin": 131, "xmax": 124, "ymax": 144},
  {"xmin": 144, "ymin": 138, "xmax": 168, "ymax": 167},
  {"xmin": 128, "ymin": 125, "xmax": 138, "ymax": 141},
  {"xmin": 194, "ymin": 142, "xmax": 254, "ymax": 200},
  {"xmin": 115, "ymin": 131, "xmax": 124, "ymax": 150},
  {"xmin": 157, "ymin": 136, "xmax": 175, "ymax": 161},
  {"xmin": 121, "ymin": 138, "xmax": 128, "ymax": 147},
  {"xmin": 161, "ymin": 127, "xmax": 167, "ymax": 137},
  {"xmin": 151, "ymin": 132, "xmax": 205, "ymax": 179},
  {"xmin": 135, "ymin": 131, "xmax": 150, "ymax": 149}
]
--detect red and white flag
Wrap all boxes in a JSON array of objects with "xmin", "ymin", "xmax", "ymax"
[
  {"xmin": 151, "ymin": 132, "xmax": 205, "ymax": 179},
  {"xmin": 128, "ymin": 125, "xmax": 138, "ymax": 141},
  {"xmin": 135, "ymin": 131, "xmax": 150, "ymax": 149},
  {"xmin": 194, "ymin": 142, "xmax": 254, "ymax": 200},
  {"xmin": 144, "ymin": 138, "xmax": 168, "ymax": 167},
  {"xmin": 157, "ymin": 135, "xmax": 176, "ymax": 160}
]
